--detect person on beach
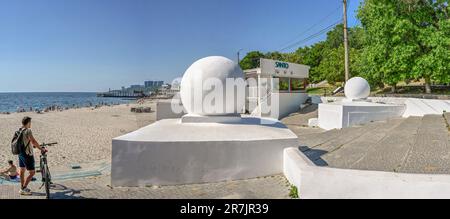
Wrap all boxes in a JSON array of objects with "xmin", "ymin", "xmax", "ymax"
[
  {"xmin": 0, "ymin": 160, "xmax": 18, "ymax": 181},
  {"xmin": 17, "ymin": 116, "xmax": 46, "ymax": 195}
]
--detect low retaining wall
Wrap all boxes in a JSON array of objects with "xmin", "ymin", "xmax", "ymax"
[
  {"xmin": 283, "ymin": 147, "xmax": 450, "ymax": 199},
  {"xmin": 313, "ymin": 96, "xmax": 450, "ymax": 118}
]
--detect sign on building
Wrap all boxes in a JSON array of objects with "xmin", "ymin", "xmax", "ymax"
[{"xmin": 260, "ymin": 58, "xmax": 309, "ymax": 79}]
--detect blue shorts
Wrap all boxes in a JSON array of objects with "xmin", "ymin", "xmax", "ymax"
[{"xmin": 18, "ymin": 153, "xmax": 35, "ymax": 171}]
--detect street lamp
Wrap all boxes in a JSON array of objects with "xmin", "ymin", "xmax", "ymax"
[{"xmin": 237, "ymin": 48, "xmax": 243, "ymax": 64}]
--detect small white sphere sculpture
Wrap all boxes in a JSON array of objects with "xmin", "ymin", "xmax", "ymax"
[
  {"xmin": 180, "ymin": 56, "xmax": 245, "ymax": 116},
  {"xmin": 344, "ymin": 77, "xmax": 370, "ymax": 100}
]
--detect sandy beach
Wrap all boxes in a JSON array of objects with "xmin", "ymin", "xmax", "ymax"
[{"xmin": 0, "ymin": 101, "xmax": 156, "ymax": 168}]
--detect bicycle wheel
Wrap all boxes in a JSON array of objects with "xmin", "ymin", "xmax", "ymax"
[{"xmin": 42, "ymin": 164, "xmax": 51, "ymax": 199}]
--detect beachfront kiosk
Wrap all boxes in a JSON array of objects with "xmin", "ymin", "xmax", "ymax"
[
  {"xmin": 111, "ymin": 56, "xmax": 298, "ymax": 187},
  {"xmin": 244, "ymin": 58, "xmax": 310, "ymax": 119}
]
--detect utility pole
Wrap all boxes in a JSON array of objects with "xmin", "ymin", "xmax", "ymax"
[{"xmin": 343, "ymin": 0, "xmax": 350, "ymax": 82}]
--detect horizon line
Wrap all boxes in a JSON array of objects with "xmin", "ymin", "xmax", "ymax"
[{"xmin": 0, "ymin": 91, "xmax": 102, "ymax": 93}]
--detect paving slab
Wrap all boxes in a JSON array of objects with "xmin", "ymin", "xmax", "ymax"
[
  {"xmin": 400, "ymin": 115, "xmax": 450, "ymax": 174},
  {"xmin": 282, "ymin": 104, "xmax": 318, "ymax": 127},
  {"xmin": 350, "ymin": 117, "xmax": 422, "ymax": 172},
  {"xmin": 301, "ymin": 121, "xmax": 385, "ymax": 162},
  {"xmin": 322, "ymin": 118, "xmax": 405, "ymax": 169}
]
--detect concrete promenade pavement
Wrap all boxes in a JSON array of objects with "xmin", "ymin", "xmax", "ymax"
[
  {"xmin": 0, "ymin": 174, "xmax": 290, "ymax": 199},
  {"xmin": 284, "ymin": 105, "xmax": 450, "ymax": 174}
]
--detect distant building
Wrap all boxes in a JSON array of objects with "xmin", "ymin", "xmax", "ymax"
[
  {"xmin": 144, "ymin": 81, "xmax": 154, "ymax": 88},
  {"xmin": 161, "ymin": 84, "xmax": 170, "ymax": 90},
  {"xmin": 145, "ymin": 80, "xmax": 164, "ymax": 88},
  {"xmin": 130, "ymin": 85, "xmax": 143, "ymax": 89}
]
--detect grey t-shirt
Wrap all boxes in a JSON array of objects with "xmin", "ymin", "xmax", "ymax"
[{"xmin": 21, "ymin": 128, "xmax": 33, "ymax": 156}]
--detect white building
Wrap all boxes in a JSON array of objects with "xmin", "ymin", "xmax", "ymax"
[{"xmin": 244, "ymin": 58, "xmax": 310, "ymax": 119}]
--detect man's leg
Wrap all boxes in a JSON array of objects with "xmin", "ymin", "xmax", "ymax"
[
  {"xmin": 22, "ymin": 154, "xmax": 35, "ymax": 190},
  {"xmin": 23, "ymin": 170, "xmax": 35, "ymax": 189},
  {"xmin": 19, "ymin": 167, "xmax": 26, "ymax": 189}
]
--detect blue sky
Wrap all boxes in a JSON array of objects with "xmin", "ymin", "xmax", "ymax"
[{"xmin": 0, "ymin": 0, "xmax": 362, "ymax": 92}]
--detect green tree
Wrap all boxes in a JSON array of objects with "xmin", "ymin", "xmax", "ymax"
[
  {"xmin": 295, "ymin": 43, "xmax": 326, "ymax": 83},
  {"xmin": 408, "ymin": 0, "xmax": 450, "ymax": 93},
  {"xmin": 311, "ymin": 24, "xmax": 363, "ymax": 84},
  {"xmin": 239, "ymin": 51, "xmax": 265, "ymax": 70},
  {"xmin": 265, "ymin": 51, "xmax": 285, "ymax": 61},
  {"xmin": 358, "ymin": 0, "xmax": 450, "ymax": 93}
]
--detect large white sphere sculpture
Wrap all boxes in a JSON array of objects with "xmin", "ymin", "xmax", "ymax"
[
  {"xmin": 344, "ymin": 77, "xmax": 370, "ymax": 100},
  {"xmin": 180, "ymin": 56, "xmax": 245, "ymax": 116}
]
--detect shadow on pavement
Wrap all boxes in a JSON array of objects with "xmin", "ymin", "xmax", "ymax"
[
  {"xmin": 47, "ymin": 183, "xmax": 93, "ymax": 199},
  {"xmin": 299, "ymin": 104, "xmax": 318, "ymax": 114},
  {"xmin": 298, "ymin": 146, "xmax": 329, "ymax": 166}
]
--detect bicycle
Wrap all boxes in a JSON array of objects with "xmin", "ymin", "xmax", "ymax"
[{"xmin": 39, "ymin": 142, "xmax": 57, "ymax": 199}]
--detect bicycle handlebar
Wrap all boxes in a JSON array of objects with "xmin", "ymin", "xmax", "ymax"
[{"xmin": 41, "ymin": 142, "xmax": 58, "ymax": 147}]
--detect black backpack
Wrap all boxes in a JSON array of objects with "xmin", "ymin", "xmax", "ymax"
[{"xmin": 11, "ymin": 128, "xmax": 27, "ymax": 155}]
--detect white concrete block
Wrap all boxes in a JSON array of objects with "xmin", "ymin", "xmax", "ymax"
[
  {"xmin": 111, "ymin": 118, "xmax": 298, "ymax": 186},
  {"xmin": 318, "ymin": 101, "xmax": 405, "ymax": 130}
]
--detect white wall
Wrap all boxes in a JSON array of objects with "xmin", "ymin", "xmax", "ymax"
[
  {"xmin": 316, "ymin": 96, "xmax": 450, "ymax": 118},
  {"xmin": 261, "ymin": 92, "xmax": 308, "ymax": 119},
  {"xmin": 284, "ymin": 147, "xmax": 450, "ymax": 199}
]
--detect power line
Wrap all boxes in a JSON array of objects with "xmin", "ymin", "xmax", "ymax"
[
  {"xmin": 278, "ymin": 20, "xmax": 342, "ymax": 52},
  {"xmin": 276, "ymin": 4, "xmax": 343, "ymax": 52}
]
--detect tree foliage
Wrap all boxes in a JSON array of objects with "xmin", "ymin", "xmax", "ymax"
[
  {"xmin": 239, "ymin": 51, "xmax": 265, "ymax": 70},
  {"xmin": 358, "ymin": 0, "xmax": 450, "ymax": 92}
]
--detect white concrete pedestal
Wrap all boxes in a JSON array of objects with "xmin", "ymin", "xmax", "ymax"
[
  {"xmin": 111, "ymin": 117, "xmax": 298, "ymax": 186},
  {"xmin": 318, "ymin": 101, "xmax": 405, "ymax": 130}
]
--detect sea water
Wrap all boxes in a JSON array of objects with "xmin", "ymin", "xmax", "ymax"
[{"xmin": 0, "ymin": 92, "xmax": 133, "ymax": 113}]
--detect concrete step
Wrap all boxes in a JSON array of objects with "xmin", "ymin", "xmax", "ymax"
[
  {"xmin": 349, "ymin": 116, "xmax": 423, "ymax": 172},
  {"xmin": 321, "ymin": 117, "xmax": 406, "ymax": 169},
  {"xmin": 399, "ymin": 114, "xmax": 450, "ymax": 174},
  {"xmin": 298, "ymin": 127, "xmax": 357, "ymax": 150},
  {"xmin": 301, "ymin": 119, "xmax": 402, "ymax": 164}
]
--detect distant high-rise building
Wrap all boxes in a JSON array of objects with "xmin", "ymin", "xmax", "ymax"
[
  {"xmin": 144, "ymin": 81, "xmax": 154, "ymax": 88},
  {"xmin": 144, "ymin": 80, "xmax": 164, "ymax": 88}
]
